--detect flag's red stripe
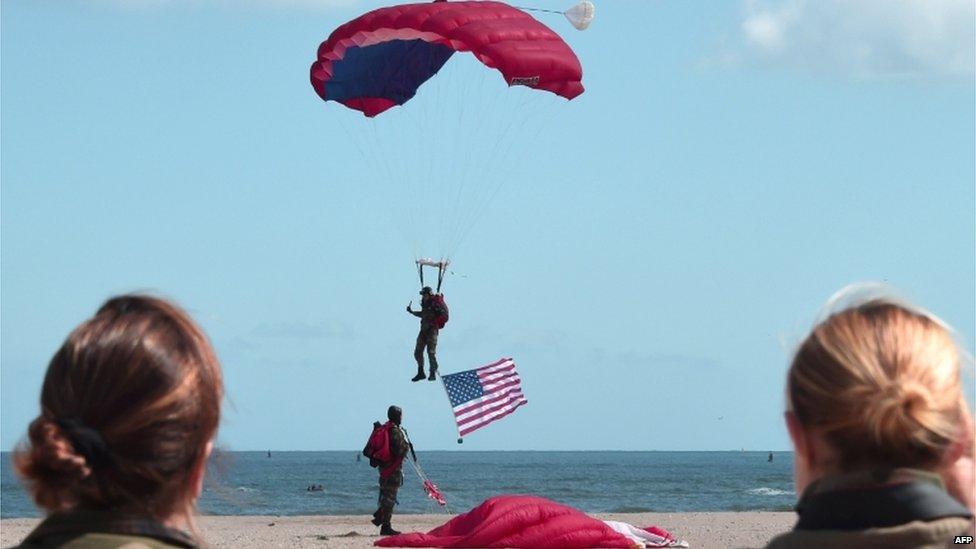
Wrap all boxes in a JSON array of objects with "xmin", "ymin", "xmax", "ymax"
[
  {"xmin": 456, "ymin": 389, "xmax": 525, "ymax": 425},
  {"xmin": 454, "ymin": 378, "xmax": 522, "ymax": 415},
  {"xmin": 479, "ymin": 364, "xmax": 515, "ymax": 378},
  {"xmin": 454, "ymin": 387, "xmax": 524, "ymax": 421},
  {"xmin": 478, "ymin": 357, "xmax": 512, "ymax": 370},
  {"xmin": 478, "ymin": 359, "xmax": 514, "ymax": 372},
  {"xmin": 459, "ymin": 398, "xmax": 526, "ymax": 435},
  {"xmin": 453, "ymin": 375, "xmax": 521, "ymax": 414},
  {"xmin": 477, "ymin": 371, "xmax": 518, "ymax": 391},
  {"xmin": 478, "ymin": 364, "xmax": 516, "ymax": 381},
  {"xmin": 454, "ymin": 388, "xmax": 521, "ymax": 420},
  {"xmin": 459, "ymin": 399, "xmax": 528, "ymax": 436}
]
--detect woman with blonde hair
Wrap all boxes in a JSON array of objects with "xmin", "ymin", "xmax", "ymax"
[
  {"xmin": 13, "ymin": 295, "xmax": 223, "ymax": 548},
  {"xmin": 767, "ymin": 286, "xmax": 974, "ymax": 548}
]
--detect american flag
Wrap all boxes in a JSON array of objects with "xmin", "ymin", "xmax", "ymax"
[{"xmin": 441, "ymin": 358, "xmax": 527, "ymax": 438}]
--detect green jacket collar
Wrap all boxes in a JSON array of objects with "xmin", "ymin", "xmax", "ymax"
[
  {"xmin": 21, "ymin": 509, "xmax": 196, "ymax": 548},
  {"xmin": 795, "ymin": 468, "xmax": 971, "ymax": 531}
]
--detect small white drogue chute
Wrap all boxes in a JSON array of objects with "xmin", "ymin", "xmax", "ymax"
[
  {"xmin": 564, "ymin": 1, "xmax": 595, "ymax": 31},
  {"xmin": 516, "ymin": 1, "xmax": 595, "ymax": 31}
]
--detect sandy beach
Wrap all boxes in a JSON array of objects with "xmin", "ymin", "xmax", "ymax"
[{"xmin": 1, "ymin": 512, "xmax": 795, "ymax": 549}]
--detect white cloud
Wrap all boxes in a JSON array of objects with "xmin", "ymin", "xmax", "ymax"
[
  {"xmin": 742, "ymin": 2, "xmax": 801, "ymax": 53},
  {"xmin": 736, "ymin": 0, "xmax": 975, "ymax": 77}
]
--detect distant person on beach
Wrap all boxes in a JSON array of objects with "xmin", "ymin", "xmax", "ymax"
[
  {"xmin": 371, "ymin": 405, "xmax": 410, "ymax": 536},
  {"xmin": 407, "ymin": 286, "xmax": 441, "ymax": 382},
  {"xmin": 768, "ymin": 452, "xmax": 773, "ymax": 462},
  {"xmin": 766, "ymin": 287, "xmax": 974, "ymax": 548},
  {"xmin": 12, "ymin": 295, "xmax": 223, "ymax": 549}
]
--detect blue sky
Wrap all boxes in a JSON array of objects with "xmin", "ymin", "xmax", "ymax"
[{"xmin": 2, "ymin": 0, "xmax": 974, "ymax": 452}]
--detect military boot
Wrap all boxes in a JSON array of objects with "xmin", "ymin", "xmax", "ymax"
[
  {"xmin": 427, "ymin": 365, "xmax": 438, "ymax": 381},
  {"xmin": 411, "ymin": 366, "xmax": 426, "ymax": 382},
  {"xmin": 380, "ymin": 522, "xmax": 400, "ymax": 536}
]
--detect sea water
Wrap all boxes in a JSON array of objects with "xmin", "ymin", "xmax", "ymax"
[{"xmin": 1, "ymin": 451, "xmax": 795, "ymax": 518}]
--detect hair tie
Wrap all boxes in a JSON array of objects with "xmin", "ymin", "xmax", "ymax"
[{"xmin": 54, "ymin": 417, "xmax": 112, "ymax": 469}]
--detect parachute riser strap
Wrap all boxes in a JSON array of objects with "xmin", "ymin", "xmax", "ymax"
[
  {"xmin": 402, "ymin": 427, "xmax": 418, "ymax": 463},
  {"xmin": 436, "ymin": 265, "xmax": 445, "ymax": 293},
  {"xmin": 418, "ymin": 263, "xmax": 425, "ymax": 288}
]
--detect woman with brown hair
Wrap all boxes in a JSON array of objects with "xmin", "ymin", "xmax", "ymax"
[
  {"xmin": 13, "ymin": 295, "xmax": 223, "ymax": 548},
  {"xmin": 767, "ymin": 286, "xmax": 974, "ymax": 548}
]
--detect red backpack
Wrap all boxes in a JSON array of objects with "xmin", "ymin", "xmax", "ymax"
[
  {"xmin": 430, "ymin": 294, "xmax": 449, "ymax": 329},
  {"xmin": 363, "ymin": 422, "xmax": 392, "ymax": 467}
]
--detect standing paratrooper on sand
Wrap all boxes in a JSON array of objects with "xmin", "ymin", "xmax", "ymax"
[{"xmin": 364, "ymin": 405, "xmax": 411, "ymax": 536}]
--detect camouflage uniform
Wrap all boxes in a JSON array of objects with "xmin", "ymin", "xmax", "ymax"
[
  {"xmin": 375, "ymin": 423, "xmax": 409, "ymax": 526},
  {"xmin": 412, "ymin": 297, "xmax": 440, "ymax": 374}
]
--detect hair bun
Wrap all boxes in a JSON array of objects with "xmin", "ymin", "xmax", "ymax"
[
  {"xmin": 26, "ymin": 417, "xmax": 93, "ymax": 482},
  {"xmin": 867, "ymin": 381, "xmax": 938, "ymax": 449}
]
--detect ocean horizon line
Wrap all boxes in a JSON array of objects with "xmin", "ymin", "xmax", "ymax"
[{"xmin": 2, "ymin": 451, "xmax": 797, "ymax": 518}]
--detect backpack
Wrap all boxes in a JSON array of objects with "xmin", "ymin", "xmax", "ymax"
[
  {"xmin": 363, "ymin": 421, "xmax": 391, "ymax": 468},
  {"xmin": 430, "ymin": 294, "xmax": 449, "ymax": 329}
]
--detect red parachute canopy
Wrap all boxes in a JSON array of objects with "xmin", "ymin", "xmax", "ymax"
[
  {"xmin": 310, "ymin": 1, "xmax": 585, "ymax": 117},
  {"xmin": 374, "ymin": 495, "xmax": 638, "ymax": 548}
]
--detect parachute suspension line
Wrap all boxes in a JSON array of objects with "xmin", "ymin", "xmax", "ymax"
[
  {"xmin": 337, "ymin": 111, "xmax": 422, "ymax": 263},
  {"xmin": 445, "ymin": 97, "xmax": 516, "ymax": 255},
  {"xmin": 513, "ymin": 6, "xmax": 562, "ymax": 14},
  {"xmin": 457, "ymin": 101, "xmax": 552, "ymax": 254},
  {"xmin": 440, "ymin": 64, "xmax": 533, "ymax": 261},
  {"xmin": 369, "ymin": 115, "xmax": 422, "ymax": 261},
  {"xmin": 437, "ymin": 58, "xmax": 475, "ymax": 258},
  {"xmin": 446, "ymin": 89, "xmax": 553, "ymax": 257},
  {"xmin": 437, "ymin": 264, "xmax": 446, "ymax": 294},
  {"xmin": 386, "ymin": 102, "xmax": 431, "ymax": 261},
  {"xmin": 405, "ymin": 53, "xmax": 460, "ymax": 261},
  {"xmin": 442, "ymin": 67, "xmax": 503, "ymax": 259},
  {"xmin": 421, "ymin": 64, "xmax": 443, "ymax": 256}
]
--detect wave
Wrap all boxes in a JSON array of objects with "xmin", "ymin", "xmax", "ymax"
[
  {"xmin": 746, "ymin": 487, "xmax": 793, "ymax": 496},
  {"xmin": 607, "ymin": 506, "xmax": 655, "ymax": 513}
]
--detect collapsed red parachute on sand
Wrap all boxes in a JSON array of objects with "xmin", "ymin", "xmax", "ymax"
[{"xmin": 375, "ymin": 495, "xmax": 670, "ymax": 548}]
